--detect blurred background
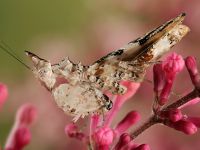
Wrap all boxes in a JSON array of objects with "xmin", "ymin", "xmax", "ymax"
[{"xmin": 0, "ymin": 0, "xmax": 200, "ymax": 149}]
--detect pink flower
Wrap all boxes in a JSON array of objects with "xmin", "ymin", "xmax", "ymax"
[
  {"xmin": 65, "ymin": 81, "xmax": 143, "ymax": 149},
  {"xmin": 64, "ymin": 52, "xmax": 200, "ymax": 149},
  {"xmin": 104, "ymin": 81, "xmax": 140, "ymax": 127},
  {"xmin": 13, "ymin": 126, "xmax": 31, "ymax": 150},
  {"xmin": 159, "ymin": 53, "xmax": 184, "ymax": 105},
  {"xmin": 0, "ymin": 83, "xmax": 8, "ymax": 110},
  {"xmin": 153, "ymin": 64, "xmax": 166, "ymax": 93},
  {"xmin": 168, "ymin": 119, "xmax": 197, "ymax": 135},
  {"xmin": 16, "ymin": 104, "xmax": 37, "ymax": 126},
  {"xmin": 114, "ymin": 133, "xmax": 131, "ymax": 150},
  {"xmin": 185, "ymin": 56, "xmax": 200, "ymax": 88},
  {"xmin": 133, "ymin": 144, "xmax": 151, "ymax": 150},
  {"xmin": 65, "ymin": 123, "xmax": 86, "ymax": 141},
  {"xmin": 159, "ymin": 109, "xmax": 183, "ymax": 122},
  {"xmin": 162, "ymin": 52, "xmax": 185, "ymax": 76},
  {"xmin": 187, "ymin": 117, "xmax": 200, "ymax": 128},
  {"xmin": 114, "ymin": 133, "xmax": 150, "ymax": 150},
  {"xmin": 91, "ymin": 110, "xmax": 140, "ymax": 149},
  {"xmin": 115, "ymin": 111, "xmax": 140, "ymax": 136},
  {"xmin": 5, "ymin": 104, "xmax": 37, "ymax": 150},
  {"xmin": 93, "ymin": 127, "xmax": 114, "ymax": 150}
]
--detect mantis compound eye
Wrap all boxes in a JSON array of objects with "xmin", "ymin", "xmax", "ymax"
[
  {"xmin": 106, "ymin": 100, "xmax": 113, "ymax": 110},
  {"xmin": 104, "ymin": 95, "xmax": 113, "ymax": 110}
]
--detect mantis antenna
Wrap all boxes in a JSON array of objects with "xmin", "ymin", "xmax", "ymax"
[{"xmin": 0, "ymin": 41, "xmax": 31, "ymax": 70}]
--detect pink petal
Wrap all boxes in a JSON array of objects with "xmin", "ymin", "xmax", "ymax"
[
  {"xmin": 133, "ymin": 144, "xmax": 151, "ymax": 150},
  {"xmin": 185, "ymin": 56, "xmax": 198, "ymax": 75},
  {"xmin": 16, "ymin": 104, "xmax": 37, "ymax": 126},
  {"xmin": 159, "ymin": 109, "xmax": 183, "ymax": 122},
  {"xmin": 187, "ymin": 117, "xmax": 200, "ymax": 128},
  {"xmin": 158, "ymin": 53, "xmax": 184, "ymax": 106},
  {"xmin": 159, "ymin": 80, "xmax": 173, "ymax": 106},
  {"xmin": 185, "ymin": 56, "xmax": 200, "ymax": 88},
  {"xmin": 104, "ymin": 82, "xmax": 140, "ymax": 127},
  {"xmin": 93, "ymin": 127, "xmax": 114, "ymax": 147},
  {"xmin": 14, "ymin": 126, "xmax": 31, "ymax": 149},
  {"xmin": 5, "ymin": 104, "xmax": 37, "ymax": 150},
  {"xmin": 153, "ymin": 64, "xmax": 166, "ymax": 93},
  {"xmin": 114, "ymin": 133, "xmax": 131, "ymax": 150},
  {"xmin": 0, "ymin": 83, "xmax": 8, "ymax": 110},
  {"xmin": 65, "ymin": 123, "xmax": 78, "ymax": 137},
  {"xmin": 96, "ymin": 145, "xmax": 110, "ymax": 150},
  {"xmin": 169, "ymin": 119, "xmax": 197, "ymax": 135},
  {"xmin": 65, "ymin": 123, "xmax": 85, "ymax": 141},
  {"xmin": 163, "ymin": 52, "xmax": 185, "ymax": 75},
  {"xmin": 5, "ymin": 126, "xmax": 31, "ymax": 150},
  {"xmin": 115, "ymin": 111, "xmax": 140, "ymax": 136}
]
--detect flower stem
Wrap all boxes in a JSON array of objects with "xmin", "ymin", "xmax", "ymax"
[
  {"xmin": 130, "ymin": 88, "xmax": 200, "ymax": 139},
  {"xmin": 130, "ymin": 116, "xmax": 156, "ymax": 139},
  {"xmin": 164, "ymin": 89, "xmax": 200, "ymax": 110}
]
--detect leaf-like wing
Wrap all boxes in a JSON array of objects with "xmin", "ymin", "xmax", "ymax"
[{"xmin": 92, "ymin": 13, "xmax": 188, "ymax": 66}]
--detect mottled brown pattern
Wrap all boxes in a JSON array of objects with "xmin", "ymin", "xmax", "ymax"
[
  {"xmin": 142, "ymin": 52, "xmax": 154, "ymax": 62},
  {"xmin": 95, "ymin": 68, "xmax": 104, "ymax": 76}
]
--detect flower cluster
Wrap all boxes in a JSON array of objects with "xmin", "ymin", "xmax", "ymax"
[
  {"xmin": 65, "ymin": 53, "xmax": 200, "ymax": 150},
  {"xmin": 65, "ymin": 81, "xmax": 150, "ymax": 150},
  {"xmin": 0, "ymin": 83, "xmax": 37, "ymax": 150},
  {"xmin": 65, "ymin": 80, "xmax": 152, "ymax": 150},
  {"xmin": 152, "ymin": 54, "xmax": 200, "ymax": 135}
]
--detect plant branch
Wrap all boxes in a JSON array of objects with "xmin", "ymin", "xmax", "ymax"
[
  {"xmin": 164, "ymin": 88, "xmax": 200, "ymax": 110},
  {"xmin": 130, "ymin": 115, "xmax": 156, "ymax": 139},
  {"xmin": 130, "ymin": 88, "xmax": 200, "ymax": 139}
]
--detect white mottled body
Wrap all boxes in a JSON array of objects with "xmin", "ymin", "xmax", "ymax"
[
  {"xmin": 26, "ymin": 13, "xmax": 189, "ymax": 121},
  {"xmin": 53, "ymin": 83, "xmax": 106, "ymax": 121}
]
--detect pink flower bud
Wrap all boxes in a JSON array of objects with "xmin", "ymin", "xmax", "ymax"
[
  {"xmin": 170, "ymin": 119, "xmax": 197, "ymax": 135},
  {"xmin": 187, "ymin": 117, "xmax": 200, "ymax": 128},
  {"xmin": 159, "ymin": 82, "xmax": 172, "ymax": 106},
  {"xmin": 104, "ymin": 82, "xmax": 140, "ymax": 127},
  {"xmin": 185, "ymin": 56, "xmax": 200, "ymax": 88},
  {"xmin": 5, "ymin": 126, "xmax": 31, "ymax": 150},
  {"xmin": 160, "ymin": 109, "xmax": 182, "ymax": 122},
  {"xmin": 153, "ymin": 64, "xmax": 165, "ymax": 93},
  {"xmin": 5, "ymin": 104, "xmax": 37, "ymax": 150},
  {"xmin": 114, "ymin": 133, "xmax": 131, "ymax": 150},
  {"xmin": 65, "ymin": 123, "xmax": 85, "ymax": 141},
  {"xmin": 163, "ymin": 53, "xmax": 185, "ymax": 76},
  {"xmin": 115, "ymin": 111, "xmax": 140, "ymax": 135},
  {"xmin": 121, "ymin": 141, "xmax": 137, "ymax": 150},
  {"xmin": 65, "ymin": 123, "xmax": 78, "ymax": 137},
  {"xmin": 185, "ymin": 56, "xmax": 198, "ymax": 74},
  {"xmin": 158, "ymin": 53, "xmax": 185, "ymax": 106},
  {"xmin": 133, "ymin": 144, "xmax": 151, "ymax": 150},
  {"xmin": 0, "ymin": 83, "xmax": 8, "ymax": 110},
  {"xmin": 93, "ymin": 127, "xmax": 114, "ymax": 147},
  {"xmin": 16, "ymin": 104, "xmax": 37, "ymax": 126},
  {"xmin": 95, "ymin": 145, "xmax": 110, "ymax": 150},
  {"xmin": 15, "ymin": 126, "xmax": 31, "ymax": 149}
]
